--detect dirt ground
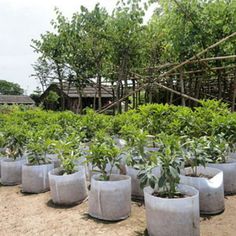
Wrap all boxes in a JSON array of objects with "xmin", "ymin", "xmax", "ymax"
[{"xmin": 0, "ymin": 185, "xmax": 235, "ymax": 236}]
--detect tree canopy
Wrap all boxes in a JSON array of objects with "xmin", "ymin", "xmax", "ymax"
[
  {"xmin": 31, "ymin": 0, "xmax": 236, "ymax": 113},
  {"xmin": 0, "ymin": 80, "xmax": 24, "ymax": 95}
]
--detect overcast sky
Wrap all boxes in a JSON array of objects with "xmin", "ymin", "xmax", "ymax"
[{"xmin": 0, "ymin": 0, "xmax": 156, "ymax": 94}]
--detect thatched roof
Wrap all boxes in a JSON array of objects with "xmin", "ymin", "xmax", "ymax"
[
  {"xmin": 0, "ymin": 95, "xmax": 35, "ymax": 105},
  {"xmin": 48, "ymin": 83, "xmax": 113, "ymax": 98}
]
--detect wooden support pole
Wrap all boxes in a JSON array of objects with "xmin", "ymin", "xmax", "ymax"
[
  {"xmin": 232, "ymin": 77, "xmax": 236, "ymax": 112},
  {"xmin": 138, "ymin": 55, "xmax": 236, "ymax": 72},
  {"xmin": 98, "ymin": 32, "xmax": 236, "ymax": 113},
  {"xmin": 180, "ymin": 69, "xmax": 186, "ymax": 106}
]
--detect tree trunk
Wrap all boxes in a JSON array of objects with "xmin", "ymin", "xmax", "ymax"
[
  {"xmin": 180, "ymin": 69, "xmax": 186, "ymax": 106},
  {"xmin": 56, "ymin": 64, "xmax": 65, "ymax": 111},
  {"xmin": 232, "ymin": 74, "xmax": 236, "ymax": 112},
  {"xmin": 132, "ymin": 79, "xmax": 136, "ymax": 109},
  {"xmin": 98, "ymin": 75, "xmax": 102, "ymax": 111}
]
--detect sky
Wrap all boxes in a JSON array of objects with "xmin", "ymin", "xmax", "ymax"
[{"xmin": 0, "ymin": 0, "xmax": 156, "ymax": 95}]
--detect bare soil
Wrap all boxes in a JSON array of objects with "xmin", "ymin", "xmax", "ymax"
[{"xmin": 0, "ymin": 185, "xmax": 235, "ymax": 236}]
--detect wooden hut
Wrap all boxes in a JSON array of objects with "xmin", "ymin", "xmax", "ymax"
[
  {"xmin": 40, "ymin": 83, "xmax": 114, "ymax": 113},
  {"xmin": 0, "ymin": 95, "xmax": 35, "ymax": 106}
]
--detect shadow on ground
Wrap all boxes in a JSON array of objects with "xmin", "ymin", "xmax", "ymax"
[
  {"xmin": 81, "ymin": 213, "xmax": 126, "ymax": 225},
  {"xmin": 46, "ymin": 199, "xmax": 78, "ymax": 209}
]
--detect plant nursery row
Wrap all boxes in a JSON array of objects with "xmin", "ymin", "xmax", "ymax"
[{"xmin": 0, "ymin": 100, "xmax": 235, "ymax": 236}]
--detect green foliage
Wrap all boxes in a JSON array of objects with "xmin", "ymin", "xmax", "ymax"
[
  {"xmin": 138, "ymin": 133, "xmax": 183, "ymax": 198},
  {"xmin": 0, "ymin": 101, "xmax": 235, "ymax": 177},
  {"xmin": 3, "ymin": 125, "xmax": 27, "ymax": 160},
  {"xmin": 149, "ymin": 0, "xmax": 236, "ymax": 63},
  {"xmin": 211, "ymin": 112, "xmax": 236, "ymax": 150},
  {"xmin": 0, "ymin": 80, "xmax": 24, "ymax": 95},
  {"xmin": 31, "ymin": 0, "xmax": 236, "ymax": 113},
  {"xmin": 182, "ymin": 136, "xmax": 212, "ymax": 176},
  {"xmin": 80, "ymin": 109, "xmax": 112, "ymax": 142},
  {"xmin": 183, "ymin": 135, "xmax": 230, "ymax": 175},
  {"xmin": 120, "ymin": 125, "xmax": 149, "ymax": 167},
  {"xmin": 0, "ymin": 132, "xmax": 4, "ymax": 148},
  {"xmin": 112, "ymin": 109, "xmax": 142, "ymax": 134},
  {"xmin": 44, "ymin": 91, "xmax": 59, "ymax": 104},
  {"xmin": 52, "ymin": 137, "xmax": 82, "ymax": 175},
  {"xmin": 203, "ymin": 135, "xmax": 230, "ymax": 164},
  {"xmin": 87, "ymin": 130, "xmax": 121, "ymax": 181},
  {"xmin": 26, "ymin": 130, "xmax": 53, "ymax": 165}
]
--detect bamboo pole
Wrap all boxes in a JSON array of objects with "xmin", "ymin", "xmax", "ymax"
[
  {"xmin": 137, "ymin": 55, "xmax": 236, "ymax": 71},
  {"xmin": 180, "ymin": 69, "xmax": 186, "ymax": 106},
  {"xmin": 98, "ymin": 32, "xmax": 236, "ymax": 113},
  {"xmin": 232, "ymin": 77, "xmax": 236, "ymax": 112},
  {"xmin": 132, "ymin": 64, "xmax": 236, "ymax": 79}
]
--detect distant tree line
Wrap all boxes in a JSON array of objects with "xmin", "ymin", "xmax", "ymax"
[{"xmin": 0, "ymin": 80, "xmax": 24, "ymax": 95}]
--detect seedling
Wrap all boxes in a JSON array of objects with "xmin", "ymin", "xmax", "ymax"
[
  {"xmin": 138, "ymin": 134, "xmax": 183, "ymax": 198},
  {"xmin": 87, "ymin": 130, "xmax": 121, "ymax": 181}
]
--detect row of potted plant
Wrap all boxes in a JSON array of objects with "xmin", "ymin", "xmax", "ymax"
[{"xmin": 0, "ymin": 123, "xmax": 235, "ymax": 236}]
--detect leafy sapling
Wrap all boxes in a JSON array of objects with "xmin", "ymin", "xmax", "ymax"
[
  {"xmin": 87, "ymin": 130, "xmax": 121, "ymax": 181},
  {"xmin": 138, "ymin": 134, "xmax": 183, "ymax": 198},
  {"xmin": 53, "ymin": 137, "xmax": 83, "ymax": 175},
  {"xmin": 120, "ymin": 125, "xmax": 150, "ymax": 168},
  {"xmin": 182, "ymin": 136, "xmax": 211, "ymax": 176},
  {"xmin": 27, "ymin": 130, "xmax": 53, "ymax": 165},
  {"xmin": 182, "ymin": 135, "xmax": 229, "ymax": 176},
  {"xmin": 3, "ymin": 126, "xmax": 27, "ymax": 160},
  {"xmin": 204, "ymin": 135, "xmax": 230, "ymax": 164}
]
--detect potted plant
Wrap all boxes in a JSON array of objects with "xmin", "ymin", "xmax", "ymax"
[
  {"xmin": 211, "ymin": 113, "xmax": 236, "ymax": 159},
  {"xmin": 180, "ymin": 136, "xmax": 225, "ymax": 214},
  {"xmin": 49, "ymin": 140, "xmax": 88, "ymax": 205},
  {"xmin": 38, "ymin": 125, "xmax": 62, "ymax": 168},
  {"xmin": 1, "ymin": 127, "xmax": 27, "ymax": 185},
  {"xmin": 87, "ymin": 129, "xmax": 121, "ymax": 180},
  {"xmin": 138, "ymin": 134, "xmax": 200, "ymax": 236},
  {"xmin": 205, "ymin": 135, "xmax": 236, "ymax": 194},
  {"xmin": 0, "ymin": 131, "xmax": 5, "ymax": 153},
  {"xmin": 22, "ymin": 131, "xmax": 54, "ymax": 193},
  {"xmin": 87, "ymin": 131, "xmax": 131, "ymax": 221},
  {"xmin": 64, "ymin": 132, "xmax": 90, "ymax": 179},
  {"xmin": 0, "ymin": 132, "xmax": 6, "ymax": 177},
  {"xmin": 120, "ymin": 125, "xmax": 151, "ymax": 198}
]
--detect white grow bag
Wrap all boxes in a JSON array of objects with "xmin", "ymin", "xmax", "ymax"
[
  {"xmin": 180, "ymin": 166, "xmax": 224, "ymax": 214},
  {"xmin": 144, "ymin": 184, "xmax": 200, "ymax": 236},
  {"xmin": 49, "ymin": 166, "xmax": 88, "ymax": 205},
  {"xmin": 22, "ymin": 163, "xmax": 54, "ymax": 193},
  {"xmin": 1, "ymin": 158, "xmax": 26, "ymax": 185},
  {"xmin": 88, "ymin": 174, "xmax": 131, "ymax": 221},
  {"xmin": 208, "ymin": 158, "xmax": 236, "ymax": 194}
]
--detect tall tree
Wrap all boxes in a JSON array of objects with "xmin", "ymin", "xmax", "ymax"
[
  {"xmin": 107, "ymin": 0, "xmax": 146, "ymax": 112},
  {"xmin": 32, "ymin": 28, "xmax": 68, "ymax": 110},
  {"xmin": 31, "ymin": 58, "xmax": 54, "ymax": 92}
]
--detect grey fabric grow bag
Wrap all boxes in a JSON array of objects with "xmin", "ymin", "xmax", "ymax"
[
  {"xmin": 144, "ymin": 184, "xmax": 200, "ymax": 236},
  {"xmin": 88, "ymin": 174, "xmax": 131, "ymax": 221},
  {"xmin": 1, "ymin": 158, "xmax": 26, "ymax": 185},
  {"xmin": 49, "ymin": 166, "xmax": 88, "ymax": 205},
  {"xmin": 22, "ymin": 163, "xmax": 54, "ymax": 193}
]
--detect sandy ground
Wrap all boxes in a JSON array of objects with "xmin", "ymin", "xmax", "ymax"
[{"xmin": 0, "ymin": 185, "xmax": 235, "ymax": 236}]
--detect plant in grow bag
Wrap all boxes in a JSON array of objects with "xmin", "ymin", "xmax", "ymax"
[
  {"xmin": 120, "ymin": 125, "xmax": 151, "ymax": 167},
  {"xmin": 87, "ymin": 130, "xmax": 121, "ymax": 181},
  {"xmin": 27, "ymin": 133, "xmax": 52, "ymax": 165},
  {"xmin": 52, "ymin": 139, "xmax": 82, "ymax": 175},
  {"xmin": 3, "ymin": 126, "xmax": 27, "ymax": 160},
  {"xmin": 203, "ymin": 135, "xmax": 230, "ymax": 164},
  {"xmin": 182, "ymin": 136, "xmax": 213, "ymax": 176},
  {"xmin": 138, "ymin": 134, "xmax": 183, "ymax": 198}
]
